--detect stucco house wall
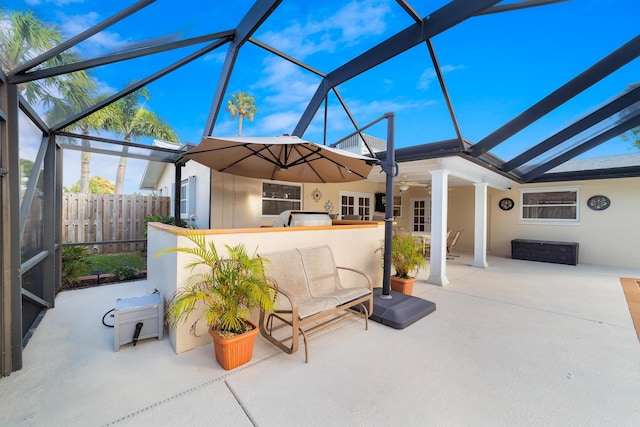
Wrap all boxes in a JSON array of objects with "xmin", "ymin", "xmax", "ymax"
[
  {"xmin": 481, "ymin": 177, "xmax": 638, "ymax": 268},
  {"xmin": 153, "ymin": 161, "xmax": 211, "ymax": 229},
  {"xmin": 382, "ymin": 177, "xmax": 639, "ymax": 268},
  {"xmin": 209, "ymin": 169, "xmax": 387, "ymax": 229},
  {"xmin": 158, "ymin": 162, "xmax": 638, "ymax": 269}
]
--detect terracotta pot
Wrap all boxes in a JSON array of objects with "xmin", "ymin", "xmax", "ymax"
[
  {"xmin": 390, "ymin": 276, "xmax": 416, "ymax": 295},
  {"xmin": 209, "ymin": 320, "xmax": 259, "ymax": 370}
]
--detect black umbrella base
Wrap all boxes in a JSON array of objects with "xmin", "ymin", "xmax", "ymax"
[{"xmin": 367, "ymin": 288, "xmax": 436, "ymax": 329}]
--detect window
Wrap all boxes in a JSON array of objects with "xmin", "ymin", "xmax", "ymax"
[
  {"xmin": 178, "ymin": 176, "xmax": 197, "ymax": 221},
  {"xmin": 180, "ymin": 181, "xmax": 188, "ymax": 218},
  {"xmin": 521, "ymin": 187, "xmax": 579, "ymax": 221},
  {"xmin": 262, "ymin": 181, "xmax": 302, "ymax": 216},
  {"xmin": 393, "ymin": 195, "xmax": 402, "ymax": 217},
  {"xmin": 411, "ymin": 198, "xmax": 428, "ymax": 232},
  {"xmin": 339, "ymin": 191, "xmax": 373, "ymax": 220}
]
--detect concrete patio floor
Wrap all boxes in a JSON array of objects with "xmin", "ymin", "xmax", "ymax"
[{"xmin": 2, "ymin": 253, "xmax": 640, "ymax": 426}]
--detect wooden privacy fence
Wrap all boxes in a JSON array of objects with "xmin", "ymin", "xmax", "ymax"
[{"xmin": 62, "ymin": 194, "xmax": 170, "ymax": 253}]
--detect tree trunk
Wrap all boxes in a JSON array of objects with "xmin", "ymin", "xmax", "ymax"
[
  {"xmin": 79, "ymin": 152, "xmax": 90, "ymax": 193},
  {"xmin": 115, "ymin": 156, "xmax": 127, "ymax": 194},
  {"xmin": 238, "ymin": 114, "xmax": 244, "ymax": 136}
]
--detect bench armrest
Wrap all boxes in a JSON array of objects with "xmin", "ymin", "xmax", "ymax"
[
  {"xmin": 265, "ymin": 278, "xmax": 299, "ymax": 315},
  {"xmin": 336, "ymin": 266, "xmax": 373, "ymax": 291}
]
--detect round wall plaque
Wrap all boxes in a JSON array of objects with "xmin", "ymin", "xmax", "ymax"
[
  {"xmin": 311, "ymin": 188, "xmax": 322, "ymax": 202},
  {"xmin": 499, "ymin": 197, "xmax": 514, "ymax": 211},
  {"xmin": 587, "ymin": 195, "xmax": 610, "ymax": 211}
]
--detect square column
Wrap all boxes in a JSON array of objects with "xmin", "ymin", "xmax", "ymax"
[
  {"xmin": 427, "ymin": 169, "xmax": 449, "ymax": 286},
  {"xmin": 472, "ymin": 183, "xmax": 489, "ymax": 268}
]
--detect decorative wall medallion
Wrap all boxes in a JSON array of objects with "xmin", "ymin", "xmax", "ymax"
[
  {"xmin": 311, "ymin": 188, "xmax": 322, "ymax": 202},
  {"xmin": 499, "ymin": 197, "xmax": 514, "ymax": 211},
  {"xmin": 587, "ymin": 195, "xmax": 610, "ymax": 211},
  {"xmin": 324, "ymin": 200, "xmax": 334, "ymax": 212}
]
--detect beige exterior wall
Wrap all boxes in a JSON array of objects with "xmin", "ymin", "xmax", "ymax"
[
  {"xmin": 373, "ymin": 177, "xmax": 639, "ymax": 269},
  {"xmin": 389, "ymin": 186, "xmax": 477, "ymax": 252},
  {"xmin": 487, "ymin": 177, "xmax": 640, "ymax": 268},
  {"xmin": 436, "ymin": 178, "xmax": 640, "ymax": 268},
  {"xmin": 209, "ymin": 170, "xmax": 386, "ymax": 228}
]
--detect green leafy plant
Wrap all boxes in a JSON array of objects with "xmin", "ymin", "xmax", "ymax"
[
  {"xmin": 112, "ymin": 265, "xmax": 140, "ymax": 281},
  {"xmin": 61, "ymin": 245, "xmax": 92, "ymax": 284},
  {"xmin": 389, "ymin": 234, "xmax": 427, "ymax": 279},
  {"xmin": 157, "ymin": 229, "xmax": 275, "ymax": 337}
]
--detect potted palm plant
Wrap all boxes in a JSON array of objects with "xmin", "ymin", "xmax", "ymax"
[
  {"xmin": 389, "ymin": 234, "xmax": 427, "ymax": 295},
  {"xmin": 158, "ymin": 230, "xmax": 274, "ymax": 370}
]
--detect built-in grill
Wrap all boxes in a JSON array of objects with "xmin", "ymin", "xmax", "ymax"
[{"xmin": 272, "ymin": 210, "xmax": 332, "ymax": 227}]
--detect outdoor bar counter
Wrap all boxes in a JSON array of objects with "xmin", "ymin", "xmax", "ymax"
[{"xmin": 147, "ymin": 220, "xmax": 385, "ymax": 354}]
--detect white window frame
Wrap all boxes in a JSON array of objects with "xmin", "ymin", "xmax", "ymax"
[
  {"xmin": 179, "ymin": 176, "xmax": 197, "ymax": 221},
  {"xmin": 261, "ymin": 180, "xmax": 302, "ymax": 217},
  {"xmin": 339, "ymin": 191, "xmax": 374, "ymax": 220},
  {"xmin": 410, "ymin": 198, "xmax": 429, "ymax": 232},
  {"xmin": 519, "ymin": 185, "xmax": 581, "ymax": 224}
]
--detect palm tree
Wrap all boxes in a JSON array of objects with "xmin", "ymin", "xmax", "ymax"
[
  {"xmin": 102, "ymin": 86, "xmax": 179, "ymax": 194},
  {"xmin": 1, "ymin": 9, "xmax": 98, "ymax": 194},
  {"xmin": 47, "ymin": 91, "xmax": 113, "ymax": 193},
  {"xmin": 226, "ymin": 91, "xmax": 258, "ymax": 136},
  {"xmin": 0, "ymin": 9, "xmax": 94, "ymax": 107}
]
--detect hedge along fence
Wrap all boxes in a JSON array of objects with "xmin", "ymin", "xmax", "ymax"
[{"xmin": 62, "ymin": 194, "xmax": 170, "ymax": 253}]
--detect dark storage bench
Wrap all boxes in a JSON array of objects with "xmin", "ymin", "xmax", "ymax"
[{"xmin": 511, "ymin": 239, "xmax": 579, "ymax": 266}]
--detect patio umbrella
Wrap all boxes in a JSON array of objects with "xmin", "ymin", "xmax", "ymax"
[{"xmin": 184, "ymin": 135, "xmax": 377, "ymax": 183}]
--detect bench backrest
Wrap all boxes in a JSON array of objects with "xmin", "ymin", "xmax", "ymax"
[
  {"xmin": 261, "ymin": 249, "xmax": 311, "ymax": 305},
  {"xmin": 261, "ymin": 245, "xmax": 342, "ymax": 300},
  {"xmin": 297, "ymin": 246, "xmax": 341, "ymax": 297}
]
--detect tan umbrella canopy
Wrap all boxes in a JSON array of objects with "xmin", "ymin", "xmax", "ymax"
[{"xmin": 184, "ymin": 135, "xmax": 377, "ymax": 183}]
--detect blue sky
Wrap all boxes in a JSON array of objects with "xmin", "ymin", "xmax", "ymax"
[{"xmin": 5, "ymin": 0, "xmax": 640, "ymax": 193}]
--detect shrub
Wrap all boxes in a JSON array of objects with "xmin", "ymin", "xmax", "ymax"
[
  {"xmin": 61, "ymin": 245, "xmax": 92, "ymax": 284},
  {"xmin": 112, "ymin": 265, "xmax": 140, "ymax": 281},
  {"xmin": 143, "ymin": 215, "xmax": 186, "ymax": 236}
]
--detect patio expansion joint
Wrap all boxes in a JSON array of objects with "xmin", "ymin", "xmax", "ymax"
[
  {"xmin": 225, "ymin": 379, "xmax": 258, "ymax": 426},
  {"xmin": 100, "ymin": 351, "xmax": 283, "ymax": 426},
  {"xmin": 440, "ymin": 288, "xmax": 632, "ymax": 329}
]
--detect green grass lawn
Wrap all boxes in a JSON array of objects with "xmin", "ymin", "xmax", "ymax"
[{"xmin": 76, "ymin": 251, "xmax": 147, "ymax": 277}]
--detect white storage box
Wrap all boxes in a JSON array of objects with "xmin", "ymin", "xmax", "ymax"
[{"xmin": 113, "ymin": 293, "xmax": 163, "ymax": 351}]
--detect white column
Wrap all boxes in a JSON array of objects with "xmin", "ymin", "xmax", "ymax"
[
  {"xmin": 472, "ymin": 182, "xmax": 489, "ymax": 268},
  {"xmin": 427, "ymin": 169, "xmax": 449, "ymax": 286}
]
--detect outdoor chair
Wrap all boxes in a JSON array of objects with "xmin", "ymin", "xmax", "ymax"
[
  {"xmin": 422, "ymin": 229, "xmax": 450, "ymax": 257},
  {"xmin": 447, "ymin": 229, "xmax": 463, "ymax": 259}
]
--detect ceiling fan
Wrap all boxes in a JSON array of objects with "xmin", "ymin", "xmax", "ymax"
[{"xmin": 396, "ymin": 177, "xmax": 430, "ymax": 193}]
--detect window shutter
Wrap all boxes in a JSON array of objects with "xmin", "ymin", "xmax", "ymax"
[{"xmin": 188, "ymin": 176, "xmax": 197, "ymax": 217}]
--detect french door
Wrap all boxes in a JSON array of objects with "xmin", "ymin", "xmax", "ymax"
[
  {"xmin": 340, "ymin": 191, "xmax": 373, "ymax": 220},
  {"xmin": 411, "ymin": 198, "xmax": 430, "ymax": 232}
]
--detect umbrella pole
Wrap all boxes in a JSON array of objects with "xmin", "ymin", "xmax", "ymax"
[{"xmin": 381, "ymin": 112, "xmax": 396, "ymax": 299}]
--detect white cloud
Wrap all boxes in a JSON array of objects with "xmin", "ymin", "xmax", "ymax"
[
  {"xmin": 260, "ymin": 0, "xmax": 391, "ymax": 58},
  {"xmin": 26, "ymin": 0, "xmax": 84, "ymax": 5},
  {"xmin": 241, "ymin": 56, "xmax": 322, "ymax": 135},
  {"xmin": 418, "ymin": 64, "xmax": 464, "ymax": 90},
  {"xmin": 55, "ymin": 11, "xmax": 129, "ymax": 57},
  {"xmin": 331, "ymin": 0, "xmax": 389, "ymax": 43},
  {"xmin": 257, "ymin": 61, "xmax": 320, "ymax": 107},
  {"xmin": 256, "ymin": 112, "xmax": 303, "ymax": 135}
]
